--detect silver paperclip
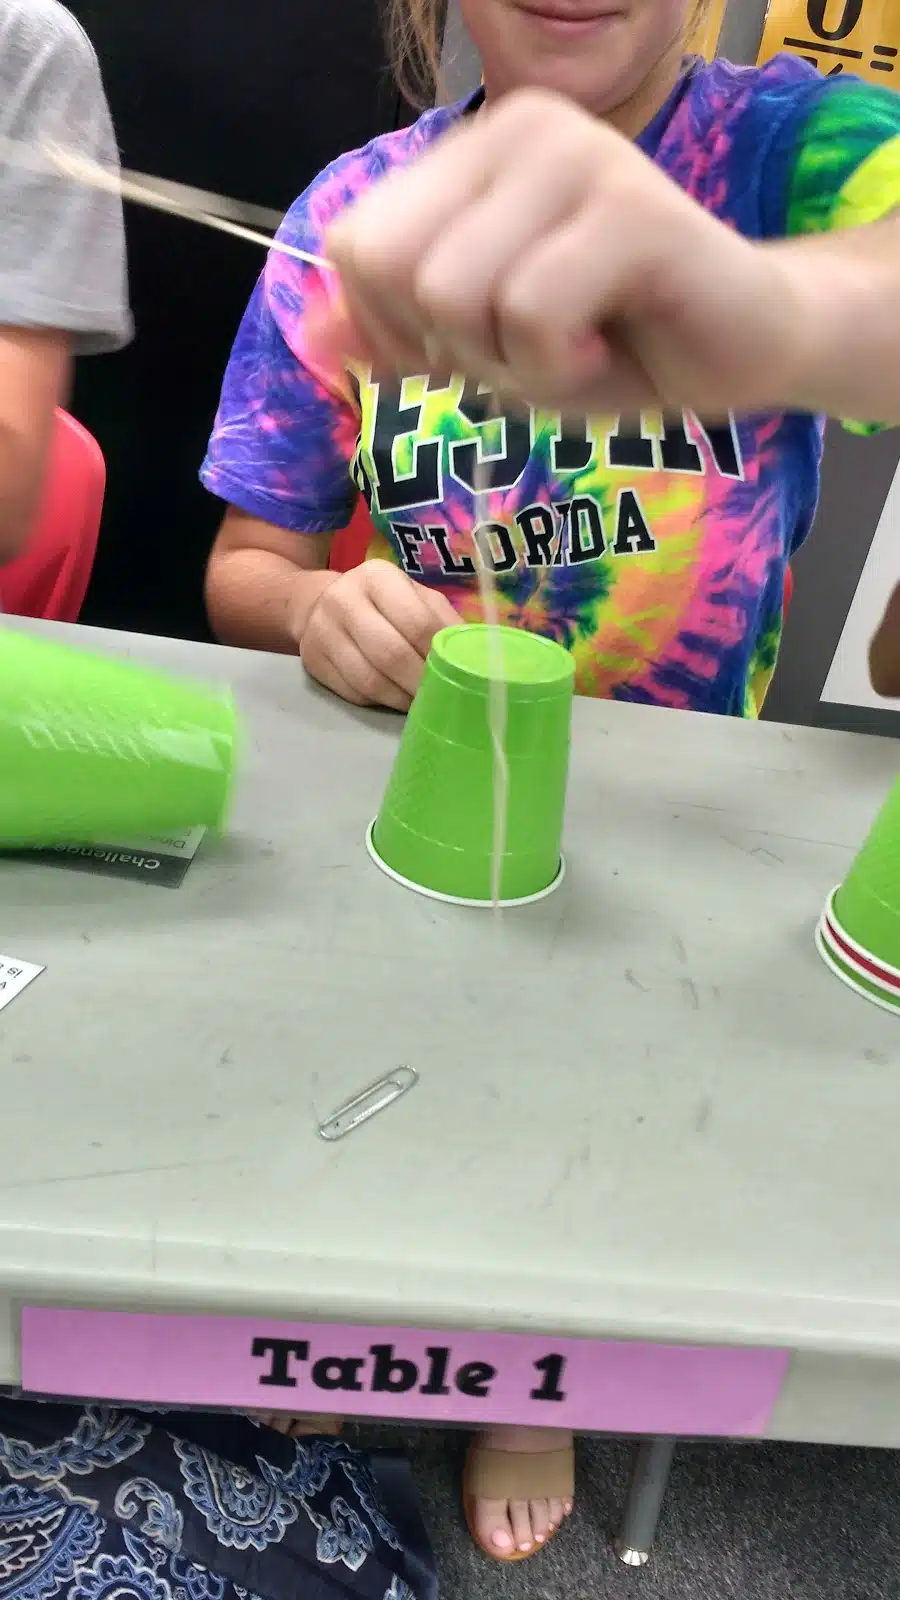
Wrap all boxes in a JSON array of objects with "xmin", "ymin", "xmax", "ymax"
[{"xmin": 318, "ymin": 1066, "xmax": 419, "ymax": 1142}]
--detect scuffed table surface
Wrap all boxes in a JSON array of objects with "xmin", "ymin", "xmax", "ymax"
[{"xmin": 1, "ymin": 619, "xmax": 899, "ymax": 1432}]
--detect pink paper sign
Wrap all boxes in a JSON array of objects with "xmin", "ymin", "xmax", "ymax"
[{"xmin": 22, "ymin": 1308, "xmax": 789, "ymax": 1437}]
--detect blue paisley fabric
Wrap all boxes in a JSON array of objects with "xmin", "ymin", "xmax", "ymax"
[{"xmin": 0, "ymin": 1400, "xmax": 431, "ymax": 1600}]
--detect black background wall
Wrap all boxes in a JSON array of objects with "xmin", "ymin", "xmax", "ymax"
[{"xmin": 66, "ymin": 0, "xmax": 409, "ymax": 641}]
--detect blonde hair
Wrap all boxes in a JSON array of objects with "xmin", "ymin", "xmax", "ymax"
[
  {"xmin": 389, "ymin": 0, "xmax": 712, "ymax": 109},
  {"xmin": 388, "ymin": 0, "xmax": 444, "ymax": 111}
]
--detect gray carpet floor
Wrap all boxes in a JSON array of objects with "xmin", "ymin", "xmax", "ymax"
[{"xmin": 357, "ymin": 1428, "xmax": 900, "ymax": 1599}]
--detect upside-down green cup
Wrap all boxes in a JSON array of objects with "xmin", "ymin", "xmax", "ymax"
[
  {"xmin": 0, "ymin": 628, "xmax": 237, "ymax": 846},
  {"xmin": 833, "ymin": 776, "xmax": 900, "ymax": 970},
  {"xmin": 369, "ymin": 624, "xmax": 575, "ymax": 905},
  {"xmin": 815, "ymin": 922, "xmax": 900, "ymax": 1015}
]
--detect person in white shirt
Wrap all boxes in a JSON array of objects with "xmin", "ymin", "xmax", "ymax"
[{"xmin": 0, "ymin": 0, "xmax": 130, "ymax": 561}]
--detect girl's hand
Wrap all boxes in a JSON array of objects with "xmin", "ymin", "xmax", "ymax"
[
  {"xmin": 325, "ymin": 88, "xmax": 807, "ymax": 418},
  {"xmin": 299, "ymin": 559, "xmax": 458, "ymax": 711}
]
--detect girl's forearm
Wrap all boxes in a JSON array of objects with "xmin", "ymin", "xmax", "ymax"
[
  {"xmin": 205, "ymin": 545, "xmax": 337, "ymax": 653},
  {"xmin": 773, "ymin": 216, "xmax": 900, "ymax": 425}
]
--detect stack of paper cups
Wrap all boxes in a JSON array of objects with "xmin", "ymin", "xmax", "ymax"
[{"xmin": 816, "ymin": 778, "xmax": 900, "ymax": 1014}]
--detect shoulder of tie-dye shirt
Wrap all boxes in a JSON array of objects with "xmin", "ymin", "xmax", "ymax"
[
  {"xmin": 785, "ymin": 77, "xmax": 900, "ymax": 237},
  {"xmin": 299, "ymin": 101, "xmax": 467, "ymax": 240},
  {"xmin": 651, "ymin": 54, "xmax": 822, "ymax": 224},
  {"xmin": 264, "ymin": 101, "xmax": 465, "ymax": 315},
  {"xmin": 262, "ymin": 101, "xmax": 467, "ymax": 385}
]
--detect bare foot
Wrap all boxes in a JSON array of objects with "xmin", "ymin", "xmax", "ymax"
[
  {"xmin": 471, "ymin": 1426, "xmax": 574, "ymax": 1557},
  {"xmin": 250, "ymin": 1413, "xmax": 342, "ymax": 1438}
]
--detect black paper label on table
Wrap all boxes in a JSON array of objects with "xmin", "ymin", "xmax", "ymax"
[{"xmin": 5, "ymin": 827, "xmax": 206, "ymax": 888}]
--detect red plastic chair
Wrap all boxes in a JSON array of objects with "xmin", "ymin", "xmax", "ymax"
[
  {"xmin": 330, "ymin": 499, "xmax": 375, "ymax": 573},
  {"xmin": 2, "ymin": 409, "xmax": 106, "ymax": 621}
]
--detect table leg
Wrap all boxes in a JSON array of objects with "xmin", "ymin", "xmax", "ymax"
[{"xmin": 613, "ymin": 1436, "xmax": 677, "ymax": 1567}]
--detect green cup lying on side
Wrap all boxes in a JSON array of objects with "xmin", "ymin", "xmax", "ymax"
[
  {"xmin": 370, "ymin": 623, "xmax": 575, "ymax": 905},
  {"xmin": 833, "ymin": 775, "xmax": 900, "ymax": 970},
  {"xmin": 0, "ymin": 628, "xmax": 237, "ymax": 846}
]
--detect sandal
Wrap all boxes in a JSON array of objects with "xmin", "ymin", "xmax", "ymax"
[{"xmin": 462, "ymin": 1438, "xmax": 575, "ymax": 1562}]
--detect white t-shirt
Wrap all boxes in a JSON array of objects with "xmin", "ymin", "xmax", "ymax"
[{"xmin": 0, "ymin": 0, "xmax": 131, "ymax": 353}]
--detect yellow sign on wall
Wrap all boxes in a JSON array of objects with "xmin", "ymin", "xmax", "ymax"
[
  {"xmin": 690, "ymin": 0, "xmax": 728, "ymax": 60},
  {"xmin": 758, "ymin": 0, "xmax": 900, "ymax": 87}
]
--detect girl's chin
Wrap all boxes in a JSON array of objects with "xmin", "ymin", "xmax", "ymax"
[{"xmin": 491, "ymin": 58, "xmax": 632, "ymax": 109}]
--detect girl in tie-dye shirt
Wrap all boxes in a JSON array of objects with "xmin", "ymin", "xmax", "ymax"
[{"xmin": 202, "ymin": 0, "xmax": 900, "ymax": 1565}]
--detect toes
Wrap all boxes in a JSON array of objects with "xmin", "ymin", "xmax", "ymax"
[
  {"xmin": 287, "ymin": 1416, "xmax": 325, "ymax": 1439},
  {"xmin": 266, "ymin": 1416, "xmax": 294, "ymax": 1435},
  {"xmin": 474, "ymin": 1497, "xmax": 562, "ymax": 1557},
  {"xmin": 550, "ymin": 1495, "xmax": 574, "ymax": 1527},
  {"xmin": 474, "ymin": 1496, "xmax": 516, "ymax": 1556},
  {"xmin": 529, "ymin": 1499, "xmax": 551, "ymax": 1544},
  {"xmin": 509, "ymin": 1499, "xmax": 535, "ymax": 1553}
]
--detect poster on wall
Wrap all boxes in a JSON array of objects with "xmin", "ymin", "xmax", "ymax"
[
  {"xmin": 821, "ymin": 463, "xmax": 900, "ymax": 710},
  {"xmin": 691, "ymin": 0, "xmax": 727, "ymax": 58},
  {"xmin": 757, "ymin": 4, "xmax": 900, "ymax": 717},
  {"xmin": 758, "ymin": 1, "xmax": 900, "ymax": 85}
]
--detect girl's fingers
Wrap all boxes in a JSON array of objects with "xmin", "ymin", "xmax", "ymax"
[
  {"xmin": 493, "ymin": 209, "xmax": 654, "ymax": 410},
  {"xmin": 412, "ymin": 157, "xmax": 592, "ymax": 370},
  {"xmin": 302, "ymin": 645, "xmax": 368, "ymax": 707},
  {"xmin": 315, "ymin": 630, "xmax": 413, "ymax": 712},
  {"xmin": 321, "ymin": 92, "xmax": 693, "ymax": 408},
  {"xmin": 329, "ymin": 90, "xmax": 600, "ymax": 282},
  {"xmin": 339, "ymin": 271, "xmax": 430, "ymax": 376},
  {"xmin": 326, "ymin": 117, "xmax": 491, "ymax": 305},
  {"xmin": 325, "ymin": 94, "xmax": 628, "ymax": 378},
  {"xmin": 303, "ymin": 290, "xmax": 373, "ymax": 374},
  {"xmin": 306, "ymin": 566, "xmax": 452, "ymax": 709},
  {"xmin": 363, "ymin": 563, "xmax": 452, "ymax": 659},
  {"xmin": 326, "ymin": 112, "xmax": 525, "ymax": 368},
  {"xmin": 350, "ymin": 598, "xmax": 431, "ymax": 699},
  {"xmin": 420, "ymin": 586, "xmax": 461, "ymax": 631}
]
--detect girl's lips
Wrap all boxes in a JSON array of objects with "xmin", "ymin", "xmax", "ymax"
[{"xmin": 516, "ymin": 5, "xmax": 622, "ymax": 36}]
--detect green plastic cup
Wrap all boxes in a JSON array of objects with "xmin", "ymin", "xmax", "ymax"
[
  {"xmin": 369, "ymin": 623, "xmax": 575, "ymax": 905},
  {"xmin": 833, "ymin": 775, "xmax": 900, "ymax": 971},
  {"xmin": 0, "ymin": 628, "xmax": 237, "ymax": 846},
  {"xmin": 816, "ymin": 922, "xmax": 900, "ymax": 1016},
  {"xmin": 831, "ymin": 881, "xmax": 900, "ymax": 973}
]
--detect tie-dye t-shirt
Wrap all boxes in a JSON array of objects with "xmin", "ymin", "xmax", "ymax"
[{"xmin": 201, "ymin": 53, "xmax": 900, "ymax": 716}]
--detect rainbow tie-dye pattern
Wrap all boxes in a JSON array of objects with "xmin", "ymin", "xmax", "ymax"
[{"xmin": 202, "ymin": 54, "xmax": 900, "ymax": 716}]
